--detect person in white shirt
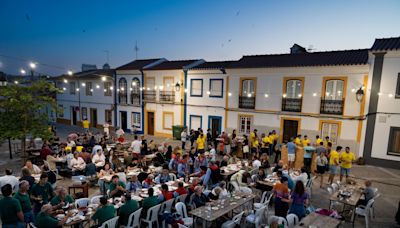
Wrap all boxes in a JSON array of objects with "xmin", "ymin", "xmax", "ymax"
[
  {"xmin": 103, "ymin": 122, "xmax": 110, "ymax": 137},
  {"xmin": 23, "ymin": 160, "xmax": 41, "ymax": 175},
  {"xmin": 292, "ymin": 167, "xmax": 309, "ymax": 186},
  {"xmin": 115, "ymin": 167, "xmax": 127, "ymax": 184},
  {"xmin": 92, "ymin": 144, "xmax": 103, "ymax": 156},
  {"xmin": 0, "ymin": 169, "xmax": 19, "ymax": 192},
  {"xmin": 92, "ymin": 150, "xmax": 106, "ymax": 168},
  {"xmin": 46, "ymin": 154, "xmax": 66, "ymax": 171},
  {"xmin": 181, "ymin": 128, "xmax": 187, "ymax": 150},
  {"xmin": 230, "ymin": 170, "xmax": 252, "ymax": 194},
  {"xmin": 66, "ymin": 139, "xmax": 76, "ymax": 148},
  {"xmin": 130, "ymin": 135, "xmax": 142, "ymax": 155},
  {"xmin": 208, "ymin": 144, "xmax": 216, "ymax": 162},
  {"xmin": 69, "ymin": 152, "xmax": 86, "ymax": 175},
  {"xmin": 252, "ymin": 155, "xmax": 262, "ymax": 169}
]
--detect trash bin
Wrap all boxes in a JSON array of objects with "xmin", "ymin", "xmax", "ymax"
[{"xmin": 172, "ymin": 125, "xmax": 185, "ymax": 140}]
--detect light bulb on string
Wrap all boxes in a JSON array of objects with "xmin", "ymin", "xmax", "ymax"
[{"xmin": 228, "ymin": 92, "xmax": 232, "ymax": 97}]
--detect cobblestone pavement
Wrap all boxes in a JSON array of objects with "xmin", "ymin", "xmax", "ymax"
[{"xmin": 0, "ymin": 124, "xmax": 399, "ymax": 227}]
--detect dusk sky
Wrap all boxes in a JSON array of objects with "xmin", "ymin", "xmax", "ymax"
[{"xmin": 0, "ymin": 0, "xmax": 399, "ymax": 75}]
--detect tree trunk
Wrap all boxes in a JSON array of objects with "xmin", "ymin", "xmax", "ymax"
[
  {"xmin": 22, "ymin": 136, "xmax": 26, "ymax": 164},
  {"xmin": 8, "ymin": 138, "xmax": 12, "ymax": 159}
]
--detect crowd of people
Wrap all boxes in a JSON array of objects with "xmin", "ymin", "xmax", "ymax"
[{"xmin": 0, "ymin": 126, "xmax": 374, "ymax": 227}]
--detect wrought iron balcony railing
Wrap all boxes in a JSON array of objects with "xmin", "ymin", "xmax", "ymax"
[{"xmin": 320, "ymin": 98, "xmax": 344, "ymax": 115}]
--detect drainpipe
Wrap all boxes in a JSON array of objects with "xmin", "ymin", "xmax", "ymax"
[
  {"xmin": 113, "ymin": 71, "xmax": 118, "ymax": 127},
  {"xmin": 183, "ymin": 69, "xmax": 188, "ymax": 127},
  {"xmin": 140, "ymin": 70, "xmax": 145, "ymax": 134}
]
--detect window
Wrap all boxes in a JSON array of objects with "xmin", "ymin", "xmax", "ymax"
[
  {"xmin": 285, "ymin": 79, "xmax": 302, "ymax": 98},
  {"xmin": 81, "ymin": 107, "xmax": 88, "ymax": 120},
  {"xmin": 324, "ymin": 79, "xmax": 344, "ymax": 100},
  {"xmin": 396, "ymin": 73, "xmax": 400, "ymax": 98},
  {"xmin": 146, "ymin": 77, "xmax": 155, "ymax": 90},
  {"xmin": 132, "ymin": 112, "xmax": 141, "ymax": 127},
  {"xmin": 162, "ymin": 112, "xmax": 174, "ymax": 130},
  {"xmin": 105, "ymin": 110, "xmax": 112, "ymax": 124},
  {"xmin": 190, "ymin": 79, "xmax": 203, "ymax": 97},
  {"xmin": 119, "ymin": 78, "xmax": 127, "ymax": 104},
  {"xmin": 320, "ymin": 121, "xmax": 341, "ymax": 145},
  {"xmin": 238, "ymin": 115, "xmax": 253, "ymax": 134},
  {"xmin": 104, "ymin": 82, "xmax": 112, "ymax": 96},
  {"xmin": 69, "ymin": 82, "xmax": 76, "ymax": 95},
  {"xmin": 58, "ymin": 105, "xmax": 64, "ymax": 118},
  {"xmin": 163, "ymin": 77, "xmax": 174, "ymax": 91},
  {"xmin": 190, "ymin": 115, "xmax": 202, "ymax": 130},
  {"xmin": 209, "ymin": 79, "xmax": 223, "ymax": 97},
  {"xmin": 388, "ymin": 127, "xmax": 400, "ymax": 156},
  {"xmin": 86, "ymin": 82, "xmax": 93, "ymax": 96},
  {"xmin": 131, "ymin": 78, "xmax": 140, "ymax": 105},
  {"xmin": 241, "ymin": 79, "xmax": 255, "ymax": 96}
]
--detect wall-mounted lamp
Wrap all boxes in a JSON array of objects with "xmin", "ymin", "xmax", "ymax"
[
  {"xmin": 356, "ymin": 87, "xmax": 364, "ymax": 103},
  {"xmin": 175, "ymin": 81, "xmax": 183, "ymax": 92}
]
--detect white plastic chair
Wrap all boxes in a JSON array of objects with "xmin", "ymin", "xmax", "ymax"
[
  {"xmin": 29, "ymin": 223, "xmax": 37, "ymax": 228},
  {"xmin": 354, "ymin": 199, "xmax": 375, "ymax": 228},
  {"xmin": 254, "ymin": 191, "xmax": 273, "ymax": 210},
  {"xmin": 246, "ymin": 205, "xmax": 266, "ymax": 227},
  {"xmin": 160, "ymin": 198, "xmax": 176, "ymax": 228},
  {"xmin": 75, "ymin": 197, "xmax": 90, "ymax": 208},
  {"xmin": 175, "ymin": 202, "xmax": 194, "ymax": 227},
  {"xmin": 286, "ymin": 214, "xmax": 299, "ymax": 228},
  {"xmin": 221, "ymin": 211, "xmax": 244, "ymax": 228},
  {"xmin": 268, "ymin": 215, "xmax": 288, "ymax": 227},
  {"xmin": 331, "ymin": 183, "xmax": 339, "ymax": 192},
  {"xmin": 178, "ymin": 224, "xmax": 188, "ymax": 228},
  {"xmin": 125, "ymin": 208, "xmax": 142, "ymax": 228},
  {"xmin": 371, "ymin": 193, "xmax": 380, "ymax": 218},
  {"xmin": 141, "ymin": 204, "xmax": 161, "ymax": 228},
  {"xmin": 169, "ymin": 173, "xmax": 177, "ymax": 181},
  {"xmin": 90, "ymin": 195, "xmax": 103, "ymax": 205},
  {"xmin": 100, "ymin": 216, "xmax": 119, "ymax": 228}
]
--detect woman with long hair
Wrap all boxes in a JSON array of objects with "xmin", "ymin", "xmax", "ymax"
[{"xmin": 289, "ymin": 180, "xmax": 309, "ymax": 219}]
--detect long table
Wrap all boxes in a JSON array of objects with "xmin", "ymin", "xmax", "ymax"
[
  {"xmin": 295, "ymin": 212, "xmax": 341, "ymax": 228},
  {"xmin": 190, "ymin": 193, "xmax": 255, "ymax": 228}
]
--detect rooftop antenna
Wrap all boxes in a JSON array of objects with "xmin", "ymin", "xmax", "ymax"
[
  {"xmin": 307, "ymin": 45, "xmax": 316, "ymax": 52},
  {"xmin": 103, "ymin": 50, "xmax": 109, "ymax": 63},
  {"xmin": 134, "ymin": 41, "xmax": 139, "ymax": 60}
]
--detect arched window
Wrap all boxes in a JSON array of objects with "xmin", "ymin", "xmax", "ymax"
[
  {"xmin": 118, "ymin": 78, "xmax": 127, "ymax": 104},
  {"xmin": 131, "ymin": 78, "xmax": 140, "ymax": 106}
]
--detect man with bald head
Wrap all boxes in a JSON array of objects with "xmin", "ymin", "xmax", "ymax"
[{"xmin": 35, "ymin": 204, "xmax": 73, "ymax": 227}]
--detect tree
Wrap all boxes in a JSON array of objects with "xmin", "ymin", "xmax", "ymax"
[{"xmin": 0, "ymin": 79, "xmax": 60, "ymax": 160}]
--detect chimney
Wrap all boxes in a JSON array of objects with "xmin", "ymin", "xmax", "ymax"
[
  {"xmin": 81, "ymin": 64, "xmax": 97, "ymax": 72},
  {"xmin": 290, "ymin": 44, "xmax": 308, "ymax": 54},
  {"xmin": 103, "ymin": 63, "xmax": 111, "ymax": 70}
]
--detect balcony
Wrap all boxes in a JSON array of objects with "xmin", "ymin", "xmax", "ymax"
[
  {"xmin": 143, "ymin": 91, "xmax": 156, "ymax": 102},
  {"xmin": 320, "ymin": 98, "xmax": 344, "ymax": 115},
  {"xmin": 281, "ymin": 98, "xmax": 302, "ymax": 112},
  {"xmin": 130, "ymin": 93, "xmax": 141, "ymax": 106},
  {"xmin": 239, "ymin": 96, "xmax": 255, "ymax": 109},
  {"xmin": 159, "ymin": 91, "xmax": 175, "ymax": 103}
]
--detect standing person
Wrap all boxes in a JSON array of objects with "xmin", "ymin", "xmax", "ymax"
[
  {"xmin": 315, "ymin": 141, "xmax": 326, "ymax": 156},
  {"xmin": 249, "ymin": 129, "xmax": 258, "ymax": 155},
  {"xmin": 181, "ymin": 127, "xmax": 187, "ymax": 150},
  {"xmin": 0, "ymin": 184, "xmax": 24, "ymax": 228},
  {"xmin": 289, "ymin": 181, "xmax": 309, "ymax": 219},
  {"xmin": 315, "ymin": 135, "xmax": 323, "ymax": 147},
  {"xmin": 286, "ymin": 138, "xmax": 297, "ymax": 170},
  {"xmin": 206, "ymin": 129, "xmax": 212, "ymax": 148},
  {"xmin": 231, "ymin": 129, "xmax": 238, "ymax": 155},
  {"xmin": 315, "ymin": 152, "xmax": 328, "ymax": 188},
  {"xmin": 82, "ymin": 118, "xmax": 90, "ymax": 133},
  {"xmin": 324, "ymin": 136, "xmax": 331, "ymax": 147},
  {"xmin": 261, "ymin": 133, "xmax": 270, "ymax": 155},
  {"xmin": 223, "ymin": 132, "xmax": 232, "ymax": 155},
  {"xmin": 268, "ymin": 132, "xmax": 275, "ymax": 157},
  {"xmin": 196, "ymin": 132, "xmax": 206, "ymax": 154},
  {"xmin": 190, "ymin": 129, "xmax": 196, "ymax": 147},
  {"xmin": 103, "ymin": 121, "xmax": 110, "ymax": 137},
  {"xmin": 131, "ymin": 135, "xmax": 142, "ymax": 157},
  {"xmin": 302, "ymin": 135, "xmax": 310, "ymax": 147},
  {"xmin": 340, "ymin": 147, "xmax": 356, "ymax": 182},
  {"xmin": 273, "ymin": 176, "xmax": 290, "ymax": 218},
  {"xmin": 14, "ymin": 181, "xmax": 34, "ymax": 224},
  {"xmin": 294, "ymin": 134, "xmax": 302, "ymax": 146},
  {"xmin": 328, "ymin": 146, "xmax": 341, "ymax": 185},
  {"xmin": 30, "ymin": 173, "xmax": 54, "ymax": 216}
]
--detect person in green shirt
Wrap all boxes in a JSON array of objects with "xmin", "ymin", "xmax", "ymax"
[
  {"xmin": 118, "ymin": 193, "xmax": 139, "ymax": 226},
  {"xmin": 109, "ymin": 175, "xmax": 126, "ymax": 198},
  {"xmin": 0, "ymin": 184, "xmax": 24, "ymax": 228},
  {"xmin": 31, "ymin": 173, "xmax": 54, "ymax": 216},
  {"xmin": 35, "ymin": 204, "xmax": 73, "ymax": 228},
  {"xmin": 91, "ymin": 197, "xmax": 116, "ymax": 226},
  {"xmin": 50, "ymin": 187, "xmax": 75, "ymax": 209},
  {"xmin": 142, "ymin": 187, "xmax": 159, "ymax": 215},
  {"xmin": 14, "ymin": 180, "xmax": 34, "ymax": 224}
]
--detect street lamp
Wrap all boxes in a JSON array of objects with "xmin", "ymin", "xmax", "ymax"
[
  {"xmin": 29, "ymin": 62, "xmax": 36, "ymax": 81},
  {"xmin": 20, "ymin": 69, "xmax": 26, "ymax": 75},
  {"xmin": 67, "ymin": 70, "xmax": 73, "ymax": 76},
  {"xmin": 356, "ymin": 87, "xmax": 364, "ymax": 103}
]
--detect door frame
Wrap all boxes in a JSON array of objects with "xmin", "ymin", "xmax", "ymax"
[
  {"xmin": 144, "ymin": 109, "xmax": 156, "ymax": 135},
  {"xmin": 208, "ymin": 115, "xmax": 223, "ymax": 135},
  {"xmin": 120, "ymin": 111, "xmax": 128, "ymax": 131},
  {"xmin": 280, "ymin": 117, "xmax": 301, "ymax": 143}
]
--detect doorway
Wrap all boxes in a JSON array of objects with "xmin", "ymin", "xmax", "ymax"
[
  {"xmin": 120, "ymin": 111, "xmax": 127, "ymax": 131},
  {"xmin": 282, "ymin": 118, "xmax": 300, "ymax": 143},
  {"xmin": 208, "ymin": 116, "xmax": 222, "ymax": 138},
  {"xmin": 147, "ymin": 112, "xmax": 155, "ymax": 135},
  {"xmin": 90, "ymin": 108, "xmax": 98, "ymax": 128},
  {"xmin": 71, "ymin": 107, "xmax": 77, "ymax": 125}
]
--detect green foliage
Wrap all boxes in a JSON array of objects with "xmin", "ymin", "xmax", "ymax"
[{"xmin": 0, "ymin": 80, "xmax": 61, "ymax": 141}]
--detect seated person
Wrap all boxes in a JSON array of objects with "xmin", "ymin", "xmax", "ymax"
[
  {"xmin": 109, "ymin": 175, "xmax": 126, "ymax": 198},
  {"xmin": 273, "ymin": 160, "xmax": 284, "ymax": 173},
  {"xmin": 115, "ymin": 167, "xmax": 127, "ymax": 184},
  {"xmin": 155, "ymin": 167, "xmax": 171, "ymax": 184},
  {"xmin": 40, "ymin": 143, "xmax": 54, "ymax": 160},
  {"xmin": 292, "ymin": 167, "xmax": 309, "ymax": 186},
  {"xmin": 35, "ymin": 204, "xmax": 73, "ymax": 227},
  {"xmin": 192, "ymin": 186, "xmax": 209, "ymax": 208},
  {"xmin": 19, "ymin": 168, "xmax": 35, "ymax": 191},
  {"xmin": 123, "ymin": 151, "xmax": 133, "ymax": 167},
  {"xmin": 218, "ymin": 181, "xmax": 229, "ymax": 198},
  {"xmin": 230, "ymin": 170, "xmax": 252, "ymax": 193},
  {"xmin": 252, "ymin": 168, "xmax": 267, "ymax": 183},
  {"xmin": 277, "ymin": 170, "xmax": 294, "ymax": 190},
  {"xmin": 220, "ymin": 155, "xmax": 229, "ymax": 167},
  {"xmin": 208, "ymin": 187, "xmax": 222, "ymax": 201},
  {"xmin": 50, "ymin": 187, "xmax": 74, "ymax": 209},
  {"xmin": 31, "ymin": 173, "xmax": 54, "ymax": 215},
  {"xmin": 142, "ymin": 174, "xmax": 155, "ymax": 189},
  {"xmin": 24, "ymin": 160, "xmax": 41, "ymax": 175},
  {"xmin": 91, "ymin": 197, "xmax": 116, "ymax": 226},
  {"xmin": 158, "ymin": 184, "xmax": 174, "ymax": 202},
  {"xmin": 141, "ymin": 188, "xmax": 158, "ymax": 215},
  {"xmin": 137, "ymin": 166, "xmax": 149, "ymax": 183},
  {"xmin": 92, "ymin": 149, "xmax": 106, "ymax": 168},
  {"xmin": 174, "ymin": 182, "xmax": 188, "ymax": 196},
  {"xmin": 69, "ymin": 152, "xmax": 86, "ymax": 175},
  {"xmin": 0, "ymin": 168, "xmax": 19, "ymax": 192},
  {"xmin": 42, "ymin": 165, "xmax": 57, "ymax": 187},
  {"xmin": 357, "ymin": 180, "xmax": 375, "ymax": 206},
  {"xmin": 118, "ymin": 193, "xmax": 139, "ymax": 227},
  {"xmin": 98, "ymin": 163, "xmax": 114, "ymax": 195},
  {"xmin": 126, "ymin": 175, "xmax": 142, "ymax": 193}
]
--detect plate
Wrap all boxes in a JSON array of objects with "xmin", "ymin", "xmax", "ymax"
[
  {"xmin": 234, "ymin": 196, "xmax": 241, "ymax": 199},
  {"xmin": 212, "ymin": 207, "xmax": 219, "ymax": 210},
  {"xmin": 231, "ymin": 202, "xmax": 237, "ymax": 205},
  {"xmin": 56, "ymin": 214, "xmax": 65, "ymax": 220}
]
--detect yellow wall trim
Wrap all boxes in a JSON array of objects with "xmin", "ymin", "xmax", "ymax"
[
  {"xmin": 237, "ymin": 113, "xmax": 254, "ymax": 133},
  {"xmin": 224, "ymin": 76, "xmax": 229, "ymax": 129},
  {"xmin": 162, "ymin": 111, "xmax": 174, "ymax": 130},
  {"xmin": 180, "ymin": 72, "xmax": 184, "ymax": 126},
  {"xmin": 357, "ymin": 75, "xmax": 368, "ymax": 143},
  {"xmin": 318, "ymin": 119, "xmax": 342, "ymax": 138},
  {"xmin": 154, "ymin": 132, "xmax": 173, "ymax": 138},
  {"xmin": 144, "ymin": 109, "xmax": 156, "ymax": 135}
]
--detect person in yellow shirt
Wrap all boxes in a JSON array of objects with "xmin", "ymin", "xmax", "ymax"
[
  {"xmin": 249, "ymin": 129, "xmax": 258, "ymax": 153},
  {"xmin": 261, "ymin": 133, "xmax": 270, "ymax": 155},
  {"xmin": 323, "ymin": 136, "xmax": 331, "ymax": 147},
  {"xmin": 328, "ymin": 146, "xmax": 341, "ymax": 185},
  {"xmin": 340, "ymin": 146, "xmax": 356, "ymax": 182},
  {"xmin": 294, "ymin": 134, "xmax": 302, "ymax": 146},
  {"xmin": 315, "ymin": 135, "xmax": 323, "ymax": 147},
  {"xmin": 196, "ymin": 133, "xmax": 206, "ymax": 153},
  {"xmin": 302, "ymin": 135, "xmax": 310, "ymax": 147},
  {"xmin": 82, "ymin": 118, "xmax": 90, "ymax": 132}
]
